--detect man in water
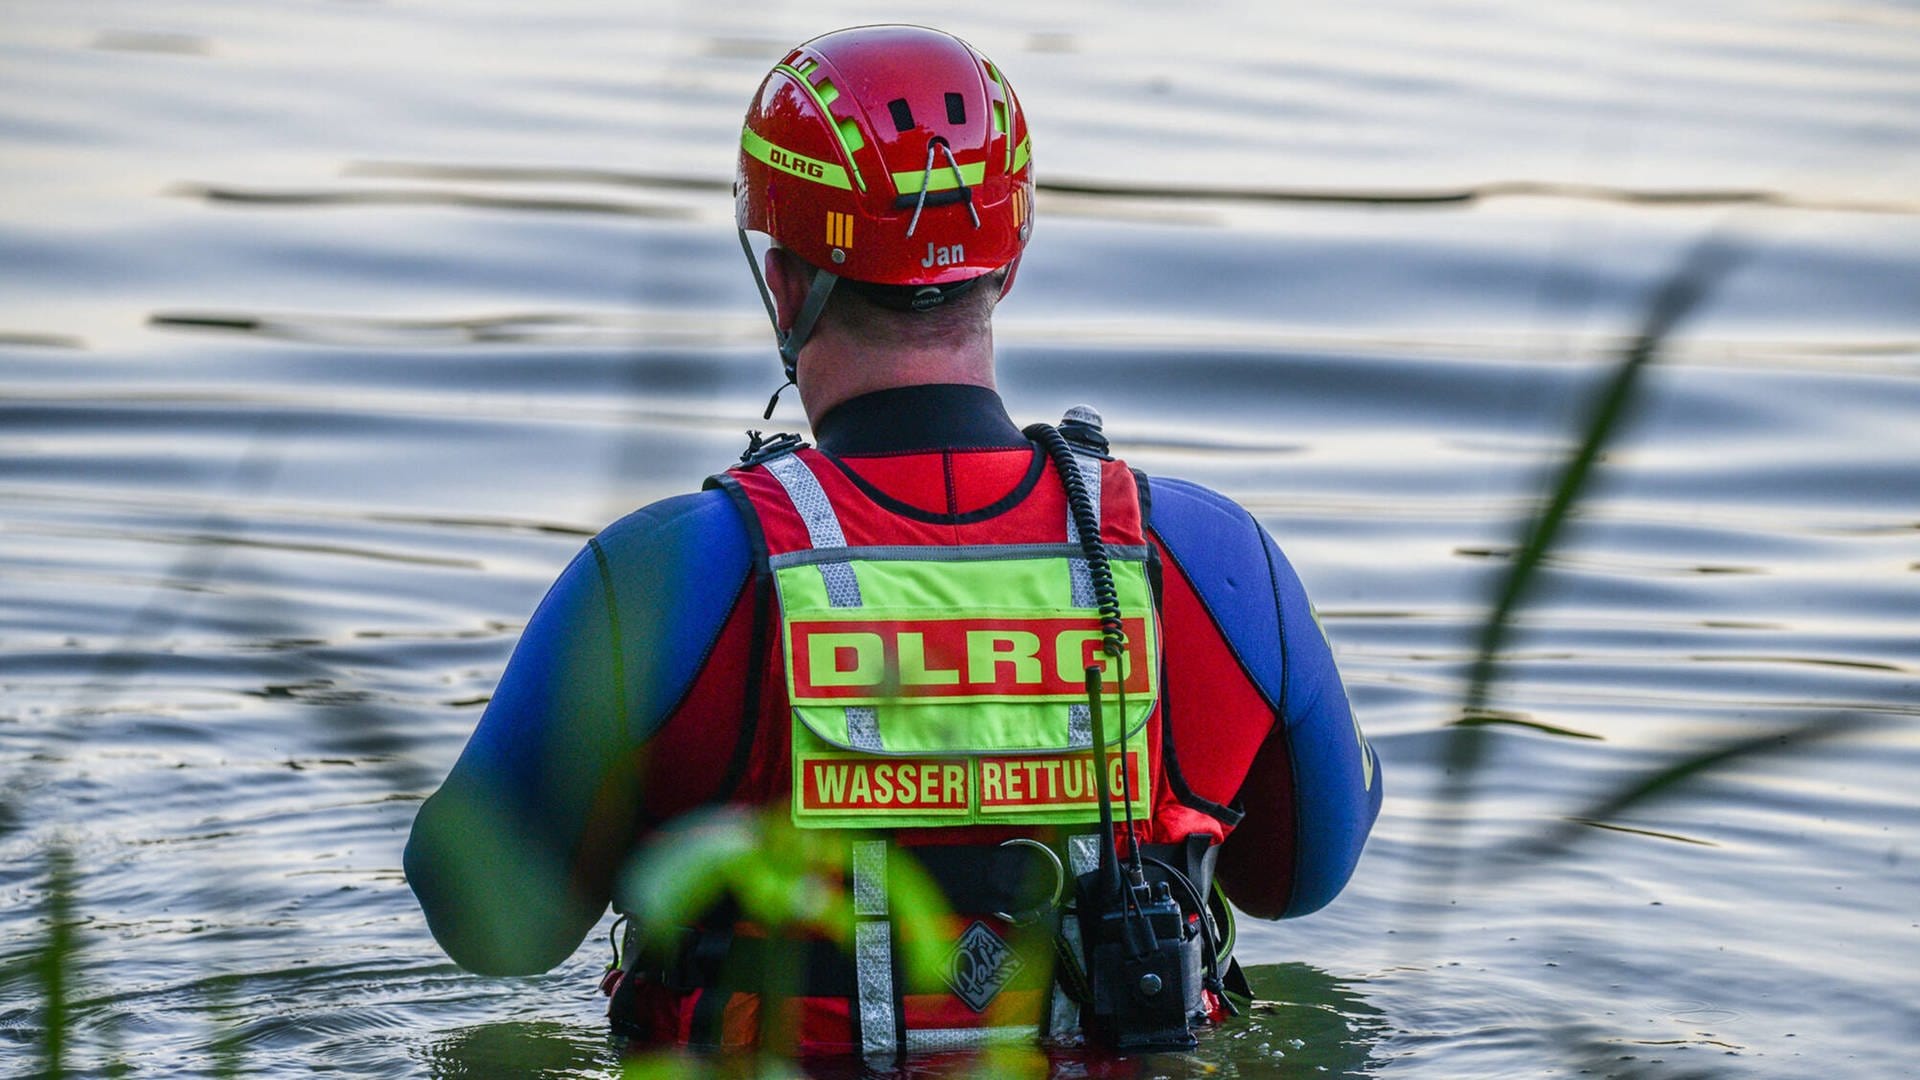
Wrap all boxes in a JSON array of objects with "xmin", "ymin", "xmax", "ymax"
[{"xmin": 407, "ymin": 24, "xmax": 1379, "ymax": 1056}]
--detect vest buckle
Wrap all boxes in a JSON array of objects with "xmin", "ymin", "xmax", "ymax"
[{"xmin": 738, "ymin": 430, "xmax": 807, "ymax": 467}]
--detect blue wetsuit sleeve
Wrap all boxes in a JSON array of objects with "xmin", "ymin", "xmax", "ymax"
[
  {"xmin": 404, "ymin": 490, "xmax": 750, "ymax": 975},
  {"xmin": 1148, "ymin": 477, "xmax": 1381, "ymax": 918},
  {"xmin": 1260, "ymin": 521, "xmax": 1383, "ymax": 915}
]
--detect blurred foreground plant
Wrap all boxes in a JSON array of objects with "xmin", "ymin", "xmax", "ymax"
[
  {"xmin": 618, "ymin": 805, "xmax": 952, "ymax": 989},
  {"xmin": 1443, "ymin": 229, "xmax": 1866, "ymax": 854},
  {"xmin": 614, "ymin": 806, "xmax": 964, "ymax": 1071},
  {"xmin": 1437, "ymin": 234, "xmax": 1750, "ymax": 842},
  {"xmin": 1458, "ymin": 232, "xmax": 1744, "ymax": 725},
  {"xmin": 18, "ymin": 843, "xmax": 78, "ymax": 1080},
  {"xmin": 1428, "ymin": 230, "xmax": 1881, "ymax": 1076}
]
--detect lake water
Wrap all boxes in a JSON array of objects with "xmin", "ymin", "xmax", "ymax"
[{"xmin": 3, "ymin": 0, "xmax": 1917, "ymax": 1076}]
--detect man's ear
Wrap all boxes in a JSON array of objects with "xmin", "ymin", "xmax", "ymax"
[{"xmin": 763, "ymin": 247, "xmax": 810, "ymax": 333}]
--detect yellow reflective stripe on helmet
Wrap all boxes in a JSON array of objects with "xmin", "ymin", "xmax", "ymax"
[
  {"xmin": 1011, "ymin": 136, "xmax": 1031, "ymax": 175},
  {"xmin": 837, "ymin": 116, "xmax": 866, "ymax": 154},
  {"xmin": 985, "ymin": 63, "xmax": 1013, "ymax": 170},
  {"xmin": 773, "ymin": 64, "xmax": 867, "ymax": 192},
  {"xmin": 891, "ymin": 161, "xmax": 987, "ymax": 195},
  {"xmin": 741, "ymin": 126, "xmax": 853, "ymax": 191}
]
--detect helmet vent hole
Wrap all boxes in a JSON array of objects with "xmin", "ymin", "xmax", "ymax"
[
  {"xmin": 945, "ymin": 93, "xmax": 966, "ymax": 125},
  {"xmin": 887, "ymin": 98, "xmax": 915, "ymax": 133},
  {"xmin": 836, "ymin": 117, "xmax": 865, "ymax": 153}
]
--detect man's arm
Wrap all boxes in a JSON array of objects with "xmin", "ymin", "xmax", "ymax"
[
  {"xmin": 1216, "ymin": 521, "xmax": 1380, "ymax": 917},
  {"xmin": 1147, "ymin": 477, "xmax": 1381, "ymax": 919},
  {"xmin": 404, "ymin": 491, "xmax": 750, "ymax": 974}
]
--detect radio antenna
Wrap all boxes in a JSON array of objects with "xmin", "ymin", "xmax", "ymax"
[{"xmin": 1084, "ymin": 666, "xmax": 1125, "ymax": 900}]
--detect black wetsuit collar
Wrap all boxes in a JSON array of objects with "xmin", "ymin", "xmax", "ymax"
[{"xmin": 812, "ymin": 384, "xmax": 1027, "ymax": 455}]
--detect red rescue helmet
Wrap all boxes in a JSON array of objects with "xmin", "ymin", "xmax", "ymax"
[{"xmin": 735, "ymin": 25, "xmax": 1034, "ymax": 381}]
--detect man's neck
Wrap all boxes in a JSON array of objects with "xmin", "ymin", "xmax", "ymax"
[{"xmin": 796, "ymin": 329, "xmax": 996, "ymax": 430}]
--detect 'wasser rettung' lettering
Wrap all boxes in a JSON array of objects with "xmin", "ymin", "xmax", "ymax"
[
  {"xmin": 800, "ymin": 752, "xmax": 1143, "ymax": 814},
  {"xmin": 791, "ymin": 616, "xmax": 1151, "ymax": 701}
]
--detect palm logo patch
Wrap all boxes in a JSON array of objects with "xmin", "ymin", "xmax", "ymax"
[{"xmin": 943, "ymin": 920, "xmax": 1024, "ymax": 1012}]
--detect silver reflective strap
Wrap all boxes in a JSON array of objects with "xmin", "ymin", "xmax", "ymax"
[
  {"xmin": 1067, "ymin": 703, "xmax": 1092, "ymax": 749},
  {"xmin": 1064, "ymin": 447, "xmax": 1104, "ymax": 741},
  {"xmin": 852, "ymin": 839, "xmax": 889, "ymax": 918},
  {"xmin": 856, "ymin": 921, "xmax": 897, "ymax": 1057},
  {"xmin": 1061, "ymin": 447, "xmax": 1105, "ymax": 548},
  {"xmin": 1067, "ymin": 557, "xmax": 1096, "ymax": 611},
  {"xmin": 1062, "ymin": 447, "xmax": 1105, "ymax": 607},
  {"xmin": 819, "ymin": 562, "xmax": 863, "ymax": 608},
  {"xmin": 1050, "ymin": 833, "xmax": 1104, "ymax": 1040},
  {"xmin": 846, "ymin": 705, "xmax": 883, "ymax": 752},
  {"xmin": 905, "ymin": 1026, "xmax": 1040, "ymax": 1053},
  {"xmin": 765, "ymin": 454, "xmax": 874, "ymax": 744},
  {"xmin": 1048, "ymin": 914, "xmax": 1086, "ymax": 1040},
  {"xmin": 852, "ymin": 839, "xmax": 896, "ymax": 1057},
  {"xmin": 765, "ymin": 453, "xmax": 851, "ymax": 551}
]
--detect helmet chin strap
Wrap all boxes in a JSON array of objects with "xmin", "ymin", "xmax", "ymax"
[{"xmin": 739, "ymin": 228, "xmax": 839, "ymax": 418}]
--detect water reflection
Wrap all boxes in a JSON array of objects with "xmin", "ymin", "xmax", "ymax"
[
  {"xmin": 170, "ymin": 181, "xmax": 696, "ymax": 221},
  {"xmin": 91, "ymin": 30, "xmax": 210, "ymax": 56},
  {"xmin": 414, "ymin": 964, "xmax": 1380, "ymax": 1078},
  {"xmin": 423, "ymin": 1020, "xmax": 617, "ymax": 1079},
  {"xmin": 1226, "ymin": 963, "xmax": 1386, "ymax": 1078}
]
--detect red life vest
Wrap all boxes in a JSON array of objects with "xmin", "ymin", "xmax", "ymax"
[{"xmin": 607, "ymin": 438, "xmax": 1227, "ymax": 1055}]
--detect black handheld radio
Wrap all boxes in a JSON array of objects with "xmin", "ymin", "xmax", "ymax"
[
  {"xmin": 1029, "ymin": 416, "xmax": 1209, "ymax": 1053},
  {"xmin": 1076, "ymin": 668, "xmax": 1203, "ymax": 1051}
]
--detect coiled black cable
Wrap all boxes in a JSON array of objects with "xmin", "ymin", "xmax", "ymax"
[
  {"xmin": 1024, "ymin": 423, "xmax": 1125, "ymax": 658},
  {"xmin": 1027, "ymin": 421, "xmax": 1149, "ymax": 903}
]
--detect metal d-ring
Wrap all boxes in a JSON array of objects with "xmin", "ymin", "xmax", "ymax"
[{"xmin": 994, "ymin": 837, "xmax": 1065, "ymax": 925}]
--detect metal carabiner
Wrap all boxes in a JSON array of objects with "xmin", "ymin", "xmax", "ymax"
[{"xmin": 994, "ymin": 837, "xmax": 1066, "ymax": 925}]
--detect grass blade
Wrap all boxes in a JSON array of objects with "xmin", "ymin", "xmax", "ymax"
[
  {"xmin": 1498, "ymin": 713, "xmax": 1867, "ymax": 867},
  {"xmin": 1461, "ymin": 233, "xmax": 1745, "ymax": 719},
  {"xmin": 1409, "ymin": 231, "xmax": 1746, "ymax": 921},
  {"xmin": 29, "ymin": 844, "xmax": 79, "ymax": 1080}
]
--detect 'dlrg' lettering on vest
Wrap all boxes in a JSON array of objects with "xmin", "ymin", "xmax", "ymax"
[{"xmin": 791, "ymin": 616, "xmax": 1152, "ymax": 702}]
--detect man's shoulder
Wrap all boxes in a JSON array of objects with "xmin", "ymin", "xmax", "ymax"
[
  {"xmin": 1139, "ymin": 473, "xmax": 1268, "ymax": 561},
  {"xmin": 591, "ymin": 488, "xmax": 749, "ymax": 564},
  {"xmin": 595, "ymin": 486, "xmax": 744, "ymax": 545},
  {"xmin": 1137, "ymin": 472, "xmax": 1296, "ymax": 703}
]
